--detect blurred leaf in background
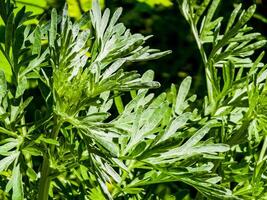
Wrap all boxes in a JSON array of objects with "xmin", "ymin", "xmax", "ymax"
[
  {"xmin": 0, "ymin": 54, "xmax": 9, "ymax": 84},
  {"xmin": 66, "ymin": 0, "xmax": 105, "ymax": 18},
  {"xmin": 0, "ymin": 51, "xmax": 12, "ymax": 82},
  {"xmin": 137, "ymin": 0, "xmax": 173, "ymax": 7},
  {"xmin": 254, "ymin": 13, "xmax": 267, "ymax": 23},
  {"xmin": 253, "ymin": 0, "xmax": 267, "ymax": 24},
  {"xmin": 0, "ymin": 13, "xmax": 10, "ymax": 81},
  {"xmin": 15, "ymin": 0, "xmax": 47, "ymax": 15}
]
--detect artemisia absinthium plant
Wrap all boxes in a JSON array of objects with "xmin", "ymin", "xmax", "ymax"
[
  {"xmin": 178, "ymin": 0, "xmax": 267, "ymax": 199},
  {"xmin": 0, "ymin": 0, "xmax": 267, "ymax": 199}
]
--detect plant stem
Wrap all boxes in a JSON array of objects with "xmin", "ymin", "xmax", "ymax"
[
  {"xmin": 38, "ymin": 116, "xmax": 62, "ymax": 200},
  {"xmin": 114, "ymin": 94, "xmax": 124, "ymax": 114},
  {"xmin": 38, "ymin": 154, "xmax": 50, "ymax": 200},
  {"xmin": 259, "ymin": 136, "xmax": 267, "ymax": 162},
  {"xmin": 189, "ymin": 20, "xmax": 215, "ymax": 109}
]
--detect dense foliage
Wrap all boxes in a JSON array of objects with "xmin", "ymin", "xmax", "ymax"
[{"xmin": 0, "ymin": 0, "xmax": 267, "ymax": 199}]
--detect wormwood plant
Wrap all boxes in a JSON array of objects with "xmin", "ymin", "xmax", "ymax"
[
  {"xmin": 177, "ymin": 0, "xmax": 267, "ymax": 199},
  {"xmin": 0, "ymin": 0, "xmax": 267, "ymax": 199}
]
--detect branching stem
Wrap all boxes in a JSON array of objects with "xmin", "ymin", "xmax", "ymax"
[
  {"xmin": 189, "ymin": 19, "xmax": 216, "ymax": 113},
  {"xmin": 38, "ymin": 115, "xmax": 62, "ymax": 200}
]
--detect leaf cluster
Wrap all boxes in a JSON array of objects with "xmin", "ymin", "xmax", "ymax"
[{"xmin": 0, "ymin": 0, "xmax": 267, "ymax": 199}]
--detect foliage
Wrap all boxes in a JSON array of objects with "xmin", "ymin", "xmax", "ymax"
[
  {"xmin": 0, "ymin": 0, "xmax": 267, "ymax": 200},
  {"xmin": 56, "ymin": 0, "xmax": 173, "ymax": 20},
  {"xmin": 137, "ymin": 0, "xmax": 173, "ymax": 7},
  {"xmin": 178, "ymin": 0, "xmax": 267, "ymax": 198},
  {"xmin": 14, "ymin": 0, "xmax": 47, "ymax": 15},
  {"xmin": 66, "ymin": 0, "xmax": 105, "ymax": 18}
]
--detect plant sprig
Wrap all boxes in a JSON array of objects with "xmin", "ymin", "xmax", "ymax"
[{"xmin": 1, "ymin": 0, "xmax": 267, "ymax": 199}]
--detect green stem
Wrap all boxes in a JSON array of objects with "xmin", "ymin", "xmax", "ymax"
[
  {"xmin": 189, "ymin": 20, "xmax": 215, "ymax": 108},
  {"xmin": 114, "ymin": 93, "xmax": 124, "ymax": 114},
  {"xmin": 38, "ymin": 116, "xmax": 62, "ymax": 200},
  {"xmin": 0, "ymin": 127, "xmax": 17, "ymax": 137},
  {"xmin": 259, "ymin": 136, "xmax": 267, "ymax": 162},
  {"xmin": 252, "ymin": 136, "xmax": 267, "ymax": 182},
  {"xmin": 38, "ymin": 155, "xmax": 50, "ymax": 200},
  {"xmin": 130, "ymin": 90, "xmax": 137, "ymax": 99}
]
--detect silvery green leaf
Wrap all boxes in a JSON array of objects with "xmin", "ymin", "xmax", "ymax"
[
  {"xmin": 204, "ymin": 0, "xmax": 221, "ymax": 26},
  {"xmin": 72, "ymin": 29, "xmax": 90, "ymax": 52},
  {"xmin": 0, "ymin": 152, "xmax": 19, "ymax": 172},
  {"xmin": 104, "ymin": 7, "xmax": 122, "ymax": 41},
  {"xmin": 157, "ymin": 112, "xmax": 191, "ymax": 144},
  {"xmin": 175, "ymin": 76, "xmax": 192, "ymax": 115},
  {"xmin": 102, "ymin": 58, "xmax": 126, "ymax": 79},
  {"xmin": 32, "ymin": 25, "xmax": 41, "ymax": 56},
  {"xmin": 15, "ymin": 76, "xmax": 27, "ymax": 98},
  {"xmin": 99, "ymin": 8, "xmax": 110, "ymax": 40},
  {"xmin": 235, "ymin": 40, "xmax": 267, "ymax": 54},
  {"xmin": 49, "ymin": 8, "xmax": 57, "ymax": 48},
  {"xmin": 104, "ymin": 162, "xmax": 121, "ymax": 183},
  {"xmin": 194, "ymin": 0, "xmax": 211, "ymax": 23},
  {"xmin": 12, "ymin": 164, "xmax": 24, "ymax": 200},
  {"xmin": 228, "ymin": 33, "xmax": 261, "ymax": 43},
  {"xmin": 177, "ymin": 0, "xmax": 190, "ymax": 21},
  {"xmin": 0, "ymin": 139, "xmax": 18, "ymax": 156},
  {"xmin": 225, "ymin": 4, "xmax": 242, "ymax": 34},
  {"xmin": 0, "ymin": 70, "xmax": 7, "ymax": 102},
  {"xmin": 90, "ymin": 0, "xmax": 102, "ymax": 42}
]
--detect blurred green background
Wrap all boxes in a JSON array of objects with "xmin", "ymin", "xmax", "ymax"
[
  {"xmin": 1, "ymin": 0, "xmax": 267, "ymax": 96},
  {"xmin": 1, "ymin": 0, "xmax": 267, "ymax": 199}
]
